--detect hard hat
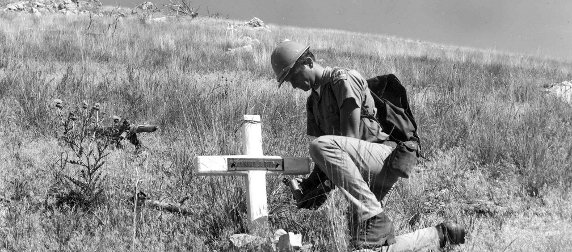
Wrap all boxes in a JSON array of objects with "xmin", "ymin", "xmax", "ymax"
[{"xmin": 270, "ymin": 40, "xmax": 309, "ymax": 87}]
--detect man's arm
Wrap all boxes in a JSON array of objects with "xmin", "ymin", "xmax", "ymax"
[
  {"xmin": 340, "ymin": 98, "xmax": 361, "ymax": 138},
  {"xmin": 330, "ymin": 69, "xmax": 363, "ymax": 138},
  {"xmin": 307, "ymin": 95, "xmax": 324, "ymax": 137}
]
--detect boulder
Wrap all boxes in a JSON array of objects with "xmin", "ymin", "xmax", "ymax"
[
  {"xmin": 246, "ymin": 17, "xmax": 265, "ymax": 27},
  {"xmin": 76, "ymin": 0, "xmax": 101, "ymax": 10},
  {"xmin": 137, "ymin": 1, "xmax": 157, "ymax": 11},
  {"xmin": 273, "ymin": 229, "xmax": 288, "ymax": 243},
  {"xmin": 543, "ymin": 80, "xmax": 572, "ymax": 104},
  {"xmin": 277, "ymin": 232, "xmax": 302, "ymax": 252},
  {"xmin": 58, "ymin": 0, "xmax": 77, "ymax": 11},
  {"xmin": 3, "ymin": 0, "xmax": 101, "ymax": 14},
  {"xmin": 242, "ymin": 17, "xmax": 272, "ymax": 32},
  {"xmin": 229, "ymin": 233, "xmax": 265, "ymax": 248},
  {"xmin": 6, "ymin": 1, "xmax": 28, "ymax": 11}
]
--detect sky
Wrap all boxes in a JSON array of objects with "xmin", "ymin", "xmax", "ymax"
[{"xmin": 102, "ymin": 0, "xmax": 572, "ymax": 62}]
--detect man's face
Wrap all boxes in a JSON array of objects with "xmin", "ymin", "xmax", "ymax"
[{"xmin": 285, "ymin": 59, "xmax": 313, "ymax": 91}]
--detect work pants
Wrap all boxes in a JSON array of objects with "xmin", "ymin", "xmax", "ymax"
[
  {"xmin": 309, "ymin": 135, "xmax": 442, "ymax": 252},
  {"xmin": 309, "ymin": 135, "xmax": 396, "ymax": 221}
]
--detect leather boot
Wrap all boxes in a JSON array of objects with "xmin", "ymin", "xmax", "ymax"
[
  {"xmin": 351, "ymin": 212, "xmax": 396, "ymax": 249},
  {"xmin": 437, "ymin": 222, "xmax": 466, "ymax": 247}
]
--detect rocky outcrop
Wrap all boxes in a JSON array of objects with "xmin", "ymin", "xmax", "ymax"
[
  {"xmin": 131, "ymin": 1, "xmax": 159, "ymax": 14},
  {"xmin": 138, "ymin": 1, "xmax": 156, "ymax": 11},
  {"xmin": 246, "ymin": 17, "xmax": 264, "ymax": 27},
  {"xmin": 5, "ymin": 1, "xmax": 26, "ymax": 11},
  {"xmin": 3, "ymin": 0, "xmax": 101, "ymax": 15},
  {"xmin": 543, "ymin": 80, "xmax": 572, "ymax": 104},
  {"xmin": 245, "ymin": 17, "xmax": 271, "ymax": 31}
]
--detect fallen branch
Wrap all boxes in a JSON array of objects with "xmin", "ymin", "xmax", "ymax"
[
  {"xmin": 143, "ymin": 200, "xmax": 194, "ymax": 216},
  {"xmin": 130, "ymin": 191, "xmax": 194, "ymax": 216}
]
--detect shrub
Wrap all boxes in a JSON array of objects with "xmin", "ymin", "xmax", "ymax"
[{"xmin": 47, "ymin": 100, "xmax": 110, "ymax": 211}]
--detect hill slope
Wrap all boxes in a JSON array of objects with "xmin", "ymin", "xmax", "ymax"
[{"xmin": 1, "ymin": 12, "xmax": 571, "ymax": 251}]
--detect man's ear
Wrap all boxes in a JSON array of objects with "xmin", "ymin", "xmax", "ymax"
[{"xmin": 304, "ymin": 57, "xmax": 314, "ymax": 68}]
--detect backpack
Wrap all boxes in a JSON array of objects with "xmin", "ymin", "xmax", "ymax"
[{"xmin": 364, "ymin": 74, "xmax": 420, "ymax": 178}]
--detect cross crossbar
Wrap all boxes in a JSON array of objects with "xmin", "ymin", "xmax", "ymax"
[{"xmin": 195, "ymin": 155, "xmax": 311, "ymax": 175}]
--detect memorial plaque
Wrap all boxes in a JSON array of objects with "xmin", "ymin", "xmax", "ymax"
[{"xmin": 228, "ymin": 157, "xmax": 284, "ymax": 171}]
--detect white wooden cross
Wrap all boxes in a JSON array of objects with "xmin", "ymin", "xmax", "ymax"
[{"xmin": 194, "ymin": 115, "xmax": 312, "ymax": 235}]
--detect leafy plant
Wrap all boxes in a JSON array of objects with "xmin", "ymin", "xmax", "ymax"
[
  {"xmin": 47, "ymin": 99, "xmax": 158, "ymax": 211},
  {"xmin": 48, "ymin": 99, "xmax": 111, "ymax": 211}
]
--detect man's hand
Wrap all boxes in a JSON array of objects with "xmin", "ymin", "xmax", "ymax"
[
  {"xmin": 284, "ymin": 167, "xmax": 335, "ymax": 210},
  {"xmin": 295, "ymin": 179, "xmax": 334, "ymax": 210}
]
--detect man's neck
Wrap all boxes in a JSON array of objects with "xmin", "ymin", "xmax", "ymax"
[
  {"xmin": 311, "ymin": 64, "xmax": 325, "ymax": 96},
  {"xmin": 314, "ymin": 86, "xmax": 321, "ymax": 96}
]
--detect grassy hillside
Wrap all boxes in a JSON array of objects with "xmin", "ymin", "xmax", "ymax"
[{"xmin": 1, "ymin": 12, "xmax": 572, "ymax": 251}]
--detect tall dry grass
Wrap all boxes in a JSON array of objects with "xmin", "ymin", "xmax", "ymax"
[{"xmin": 1, "ymin": 12, "xmax": 572, "ymax": 251}]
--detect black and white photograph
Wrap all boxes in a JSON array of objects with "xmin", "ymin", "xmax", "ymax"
[{"xmin": 1, "ymin": 0, "xmax": 571, "ymax": 251}]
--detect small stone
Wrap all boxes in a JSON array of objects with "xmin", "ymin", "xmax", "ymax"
[
  {"xmin": 229, "ymin": 233, "xmax": 264, "ymax": 248},
  {"xmin": 277, "ymin": 232, "xmax": 302, "ymax": 252},
  {"xmin": 273, "ymin": 229, "xmax": 287, "ymax": 243},
  {"xmin": 54, "ymin": 99, "xmax": 63, "ymax": 108}
]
